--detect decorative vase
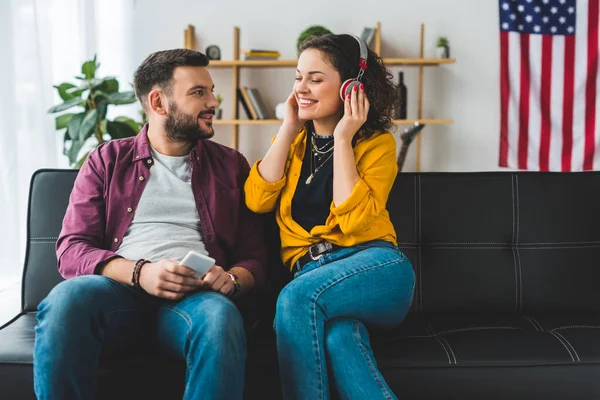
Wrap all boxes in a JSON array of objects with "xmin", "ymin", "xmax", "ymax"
[
  {"xmin": 275, "ymin": 102, "xmax": 285, "ymax": 120},
  {"xmin": 215, "ymin": 108, "xmax": 223, "ymax": 119},
  {"xmin": 436, "ymin": 46, "xmax": 449, "ymax": 59}
]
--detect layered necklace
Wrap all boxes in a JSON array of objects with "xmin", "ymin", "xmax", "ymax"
[{"xmin": 305, "ymin": 132, "xmax": 334, "ymax": 185}]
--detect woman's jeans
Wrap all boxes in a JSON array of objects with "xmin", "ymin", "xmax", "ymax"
[
  {"xmin": 275, "ymin": 240, "xmax": 415, "ymax": 400},
  {"xmin": 33, "ymin": 275, "xmax": 246, "ymax": 400}
]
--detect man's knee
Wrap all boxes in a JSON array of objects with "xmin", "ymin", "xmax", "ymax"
[
  {"xmin": 38, "ymin": 275, "xmax": 118, "ymax": 324},
  {"xmin": 189, "ymin": 293, "xmax": 245, "ymax": 343}
]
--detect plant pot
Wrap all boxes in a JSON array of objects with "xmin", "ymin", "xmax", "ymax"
[
  {"xmin": 436, "ymin": 46, "xmax": 449, "ymax": 59},
  {"xmin": 215, "ymin": 108, "xmax": 223, "ymax": 119}
]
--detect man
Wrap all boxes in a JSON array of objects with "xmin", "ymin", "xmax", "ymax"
[{"xmin": 33, "ymin": 49, "xmax": 267, "ymax": 400}]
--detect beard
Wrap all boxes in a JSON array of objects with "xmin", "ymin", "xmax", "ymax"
[{"xmin": 164, "ymin": 101, "xmax": 215, "ymax": 145}]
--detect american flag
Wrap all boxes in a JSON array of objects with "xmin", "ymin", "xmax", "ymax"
[{"xmin": 499, "ymin": 0, "xmax": 600, "ymax": 171}]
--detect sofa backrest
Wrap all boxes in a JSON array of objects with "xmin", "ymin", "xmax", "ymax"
[
  {"xmin": 22, "ymin": 169, "xmax": 600, "ymax": 315},
  {"xmin": 391, "ymin": 172, "xmax": 600, "ymax": 314},
  {"xmin": 21, "ymin": 169, "xmax": 75, "ymax": 312}
]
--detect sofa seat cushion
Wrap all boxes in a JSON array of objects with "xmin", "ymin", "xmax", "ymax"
[{"xmin": 372, "ymin": 313, "xmax": 600, "ymax": 398}]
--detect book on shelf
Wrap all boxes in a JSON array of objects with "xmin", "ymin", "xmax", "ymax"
[
  {"xmin": 243, "ymin": 50, "xmax": 281, "ymax": 60},
  {"xmin": 360, "ymin": 27, "xmax": 375, "ymax": 47},
  {"xmin": 244, "ymin": 87, "xmax": 272, "ymax": 120},
  {"xmin": 244, "ymin": 49, "xmax": 281, "ymax": 56},
  {"xmin": 244, "ymin": 56, "xmax": 280, "ymax": 60},
  {"xmin": 238, "ymin": 87, "xmax": 258, "ymax": 120}
]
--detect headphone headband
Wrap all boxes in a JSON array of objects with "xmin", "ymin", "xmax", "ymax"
[{"xmin": 351, "ymin": 35, "xmax": 368, "ymax": 72}]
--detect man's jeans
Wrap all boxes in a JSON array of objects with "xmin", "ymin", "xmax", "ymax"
[
  {"xmin": 275, "ymin": 241, "xmax": 415, "ymax": 400},
  {"xmin": 33, "ymin": 275, "xmax": 246, "ymax": 400}
]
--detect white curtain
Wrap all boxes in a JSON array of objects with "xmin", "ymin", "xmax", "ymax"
[{"xmin": 0, "ymin": 0, "xmax": 135, "ymax": 288}]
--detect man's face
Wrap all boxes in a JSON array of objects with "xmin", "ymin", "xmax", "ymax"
[{"xmin": 163, "ymin": 66, "xmax": 219, "ymax": 144}]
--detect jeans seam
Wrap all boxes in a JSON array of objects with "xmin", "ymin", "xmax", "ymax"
[
  {"xmin": 353, "ymin": 321, "xmax": 394, "ymax": 400},
  {"xmin": 310, "ymin": 256, "xmax": 404, "ymax": 400},
  {"xmin": 162, "ymin": 305, "xmax": 194, "ymax": 390}
]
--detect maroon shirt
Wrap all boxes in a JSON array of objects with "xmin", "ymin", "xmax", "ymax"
[{"xmin": 56, "ymin": 125, "xmax": 267, "ymax": 286}]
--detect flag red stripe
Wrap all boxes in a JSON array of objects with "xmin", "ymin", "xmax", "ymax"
[
  {"xmin": 539, "ymin": 35, "xmax": 553, "ymax": 172},
  {"xmin": 500, "ymin": 31, "xmax": 510, "ymax": 167},
  {"xmin": 562, "ymin": 35, "xmax": 576, "ymax": 172},
  {"xmin": 518, "ymin": 34, "xmax": 531, "ymax": 169},
  {"xmin": 584, "ymin": 0, "xmax": 599, "ymax": 170}
]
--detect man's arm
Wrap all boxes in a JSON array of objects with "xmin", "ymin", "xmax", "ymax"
[
  {"xmin": 56, "ymin": 147, "xmax": 120, "ymax": 279},
  {"xmin": 228, "ymin": 155, "xmax": 268, "ymax": 293}
]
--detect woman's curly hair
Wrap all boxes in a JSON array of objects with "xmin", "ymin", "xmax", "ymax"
[{"xmin": 299, "ymin": 34, "xmax": 398, "ymax": 138}]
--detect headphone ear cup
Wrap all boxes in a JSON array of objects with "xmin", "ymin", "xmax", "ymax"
[{"xmin": 339, "ymin": 79, "xmax": 361, "ymax": 101}]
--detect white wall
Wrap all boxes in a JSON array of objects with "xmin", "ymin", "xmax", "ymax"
[{"xmin": 131, "ymin": 0, "xmax": 501, "ymax": 172}]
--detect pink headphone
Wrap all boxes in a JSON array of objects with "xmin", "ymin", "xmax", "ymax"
[{"xmin": 339, "ymin": 35, "xmax": 369, "ymax": 101}]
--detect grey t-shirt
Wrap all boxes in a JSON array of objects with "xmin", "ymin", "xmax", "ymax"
[{"xmin": 115, "ymin": 146, "xmax": 209, "ymax": 262}]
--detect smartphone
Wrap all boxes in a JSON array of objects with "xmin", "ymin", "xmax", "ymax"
[{"xmin": 179, "ymin": 251, "xmax": 215, "ymax": 277}]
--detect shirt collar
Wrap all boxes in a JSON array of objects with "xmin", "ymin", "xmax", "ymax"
[{"xmin": 132, "ymin": 124, "xmax": 152, "ymax": 162}]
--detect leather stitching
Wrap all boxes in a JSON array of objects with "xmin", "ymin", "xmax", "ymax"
[{"xmin": 426, "ymin": 324, "xmax": 452, "ymax": 365}]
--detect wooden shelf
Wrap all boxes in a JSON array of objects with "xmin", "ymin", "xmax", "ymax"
[
  {"xmin": 213, "ymin": 119, "xmax": 454, "ymax": 125},
  {"xmin": 188, "ymin": 22, "xmax": 456, "ymax": 171},
  {"xmin": 209, "ymin": 58, "xmax": 455, "ymax": 68}
]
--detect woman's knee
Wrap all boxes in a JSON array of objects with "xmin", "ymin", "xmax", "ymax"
[{"xmin": 325, "ymin": 319, "xmax": 365, "ymax": 356}]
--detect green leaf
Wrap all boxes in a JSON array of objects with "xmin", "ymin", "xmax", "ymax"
[
  {"xmin": 106, "ymin": 120, "xmax": 138, "ymax": 139},
  {"xmin": 66, "ymin": 86, "xmax": 87, "ymax": 98},
  {"xmin": 100, "ymin": 119, "xmax": 108, "ymax": 134},
  {"xmin": 79, "ymin": 109, "xmax": 98, "ymax": 142},
  {"xmin": 94, "ymin": 78, "xmax": 119, "ymax": 93},
  {"xmin": 62, "ymin": 131, "xmax": 70, "ymax": 155},
  {"xmin": 54, "ymin": 83, "xmax": 77, "ymax": 101},
  {"xmin": 105, "ymin": 91, "xmax": 137, "ymax": 105},
  {"xmin": 114, "ymin": 116, "xmax": 141, "ymax": 134},
  {"xmin": 95, "ymin": 95, "xmax": 108, "ymax": 121},
  {"xmin": 67, "ymin": 112, "xmax": 85, "ymax": 140},
  {"xmin": 68, "ymin": 139, "xmax": 85, "ymax": 165},
  {"xmin": 81, "ymin": 57, "xmax": 97, "ymax": 80},
  {"xmin": 75, "ymin": 152, "xmax": 89, "ymax": 169},
  {"xmin": 48, "ymin": 97, "xmax": 85, "ymax": 113},
  {"xmin": 55, "ymin": 113, "xmax": 75, "ymax": 130}
]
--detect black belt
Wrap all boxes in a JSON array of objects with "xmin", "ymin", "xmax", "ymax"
[{"xmin": 292, "ymin": 241, "xmax": 342, "ymax": 274}]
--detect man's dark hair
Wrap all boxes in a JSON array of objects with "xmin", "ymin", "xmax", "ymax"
[{"xmin": 134, "ymin": 49, "xmax": 209, "ymax": 109}]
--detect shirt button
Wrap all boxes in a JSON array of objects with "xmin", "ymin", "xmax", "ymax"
[
  {"xmin": 113, "ymin": 238, "xmax": 118, "ymax": 243},
  {"xmin": 136, "ymin": 155, "xmax": 140, "ymax": 159},
  {"xmin": 147, "ymin": 159, "xmax": 153, "ymax": 164},
  {"xmin": 139, "ymin": 176, "xmax": 145, "ymax": 181},
  {"xmin": 127, "ymin": 207, "xmax": 133, "ymax": 213}
]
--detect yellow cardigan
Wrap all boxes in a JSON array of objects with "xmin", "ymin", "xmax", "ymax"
[{"xmin": 244, "ymin": 126, "xmax": 398, "ymax": 271}]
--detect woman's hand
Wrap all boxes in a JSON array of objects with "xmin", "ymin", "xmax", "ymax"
[
  {"xmin": 281, "ymin": 91, "xmax": 306, "ymax": 135},
  {"xmin": 333, "ymin": 84, "xmax": 369, "ymax": 143}
]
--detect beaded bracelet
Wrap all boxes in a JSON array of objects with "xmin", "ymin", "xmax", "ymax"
[{"xmin": 131, "ymin": 259, "xmax": 149, "ymax": 288}]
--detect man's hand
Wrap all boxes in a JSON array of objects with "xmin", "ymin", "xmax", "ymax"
[
  {"xmin": 138, "ymin": 259, "xmax": 202, "ymax": 300},
  {"xmin": 201, "ymin": 265, "xmax": 235, "ymax": 297}
]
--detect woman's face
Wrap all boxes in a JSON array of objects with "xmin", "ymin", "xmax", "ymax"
[{"xmin": 294, "ymin": 49, "xmax": 343, "ymax": 122}]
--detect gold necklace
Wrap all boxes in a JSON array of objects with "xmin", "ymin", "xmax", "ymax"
[{"xmin": 306, "ymin": 146, "xmax": 334, "ymax": 184}]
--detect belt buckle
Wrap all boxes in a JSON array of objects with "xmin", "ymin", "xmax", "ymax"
[{"xmin": 309, "ymin": 244, "xmax": 324, "ymax": 261}]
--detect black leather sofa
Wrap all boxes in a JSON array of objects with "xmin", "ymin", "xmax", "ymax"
[{"xmin": 1, "ymin": 169, "xmax": 600, "ymax": 399}]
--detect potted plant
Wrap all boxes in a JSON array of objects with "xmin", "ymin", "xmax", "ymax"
[
  {"xmin": 215, "ymin": 94, "xmax": 223, "ymax": 119},
  {"xmin": 436, "ymin": 36, "xmax": 450, "ymax": 59},
  {"xmin": 297, "ymin": 25, "xmax": 333, "ymax": 54},
  {"xmin": 48, "ymin": 55, "xmax": 143, "ymax": 168}
]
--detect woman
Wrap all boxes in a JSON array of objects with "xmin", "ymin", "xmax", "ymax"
[{"xmin": 244, "ymin": 34, "xmax": 415, "ymax": 400}]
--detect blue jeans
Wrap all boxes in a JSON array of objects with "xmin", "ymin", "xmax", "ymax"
[
  {"xmin": 33, "ymin": 275, "xmax": 246, "ymax": 400},
  {"xmin": 275, "ymin": 241, "xmax": 415, "ymax": 400}
]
